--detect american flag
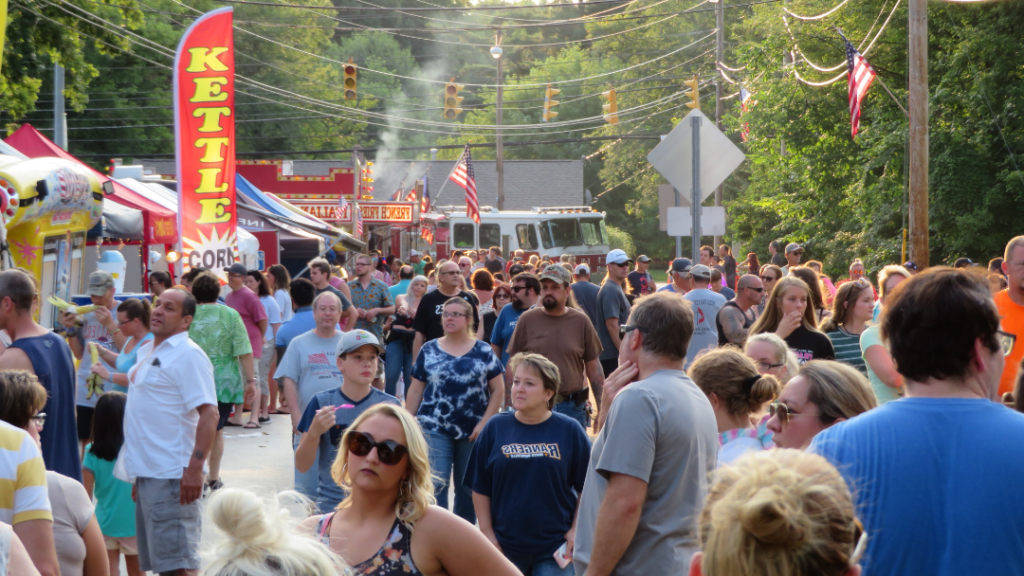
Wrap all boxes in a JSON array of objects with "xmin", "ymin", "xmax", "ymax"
[
  {"xmin": 337, "ymin": 195, "xmax": 349, "ymax": 221},
  {"xmin": 420, "ymin": 173, "xmax": 430, "ymax": 213},
  {"xmin": 450, "ymin": 145, "xmax": 479, "ymax": 224},
  {"xmin": 845, "ymin": 38, "xmax": 876, "ymax": 138},
  {"xmin": 308, "ymin": 352, "xmax": 329, "ymax": 365},
  {"xmin": 420, "ymin": 225, "xmax": 433, "ymax": 244},
  {"xmin": 404, "ymin": 188, "xmax": 417, "ymax": 203},
  {"xmin": 355, "ymin": 205, "xmax": 364, "ymax": 237}
]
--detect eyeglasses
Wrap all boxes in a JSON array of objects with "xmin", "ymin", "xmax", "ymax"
[
  {"xmin": 745, "ymin": 286, "xmax": 764, "ymax": 293},
  {"xmin": 768, "ymin": 401, "xmax": 810, "ymax": 424},
  {"xmin": 756, "ymin": 360, "xmax": 784, "ymax": 371},
  {"xmin": 31, "ymin": 413, "xmax": 45, "ymax": 427},
  {"xmin": 118, "ymin": 318, "xmax": 134, "ymax": 326},
  {"xmin": 439, "ymin": 270, "xmax": 460, "ymax": 276},
  {"xmin": 495, "ymin": 293, "xmax": 512, "ymax": 299},
  {"xmin": 761, "ymin": 275, "xmax": 777, "ymax": 282},
  {"xmin": 998, "ymin": 330, "xmax": 1016, "ymax": 357},
  {"xmin": 442, "ymin": 312, "xmax": 468, "ymax": 319},
  {"xmin": 619, "ymin": 324, "xmax": 649, "ymax": 340},
  {"xmin": 512, "ymin": 286, "xmax": 529, "ymax": 293},
  {"xmin": 346, "ymin": 431, "xmax": 408, "ymax": 466}
]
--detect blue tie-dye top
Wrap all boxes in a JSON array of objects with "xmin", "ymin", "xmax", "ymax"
[{"xmin": 411, "ymin": 339, "xmax": 504, "ymax": 440}]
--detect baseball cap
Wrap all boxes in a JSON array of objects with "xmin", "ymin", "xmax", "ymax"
[
  {"xmin": 335, "ymin": 329, "xmax": 385, "ymax": 356},
  {"xmin": 606, "ymin": 249, "xmax": 633, "ymax": 266},
  {"xmin": 540, "ymin": 264, "xmax": 573, "ymax": 285},
  {"xmin": 636, "ymin": 254, "xmax": 651, "ymax": 263},
  {"xmin": 409, "ymin": 249, "xmax": 421, "ymax": 257},
  {"xmin": 223, "ymin": 263, "xmax": 247, "ymax": 276},
  {"xmin": 670, "ymin": 258, "xmax": 693, "ymax": 274},
  {"xmin": 903, "ymin": 261, "xmax": 919, "ymax": 271},
  {"xmin": 785, "ymin": 243, "xmax": 804, "ymax": 254},
  {"xmin": 87, "ymin": 270, "xmax": 115, "ymax": 296},
  {"xmin": 690, "ymin": 264, "xmax": 713, "ymax": 280},
  {"xmin": 575, "ymin": 263, "xmax": 590, "ymax": 275}
]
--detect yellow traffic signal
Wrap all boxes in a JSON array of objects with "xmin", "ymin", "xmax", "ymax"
[
  {"xmin": 543, "ymin": 84, "xmax": 560, "ymax": 122},
  {"xmin": 684, "ymin": 76, "xmax": 700, "ymax": 110},
  {"xmin": 602, "ymin": 89, "xmax": 618, "ymax": 125},
  {"xmin": 343, "ymin": 59, "xmax": 357, "ymax": 100},
  {"xmin": 443, "ymin": 78, "xmax": 465, "ymax": 120}
]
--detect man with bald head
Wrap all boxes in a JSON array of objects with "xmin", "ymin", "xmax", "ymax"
[
  {"xmin": 412, "ymin": 260, "xmax": 480, "ymax": 360},
  {"xmin": 716, "ymin": 274, "xmax": 763, "ymax": 346}
]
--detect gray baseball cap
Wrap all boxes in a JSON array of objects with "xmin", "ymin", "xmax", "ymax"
[
  {"xmin": 87, "ymin": 270, "xmax": 115, "ymax": 296},
  {"xmin": 690, "ymin": 264, "xmax": 713, "ymax": 279},
  {"xmin": 335, "ymin": 329, "xmax": 385, "ymax": 356}
]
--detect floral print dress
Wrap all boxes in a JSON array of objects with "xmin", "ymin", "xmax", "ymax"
[{"xmin": 315, "ymin": 514, "xmax": 422, "ymax": 575}]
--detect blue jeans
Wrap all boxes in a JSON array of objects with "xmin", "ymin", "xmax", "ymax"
[
  {"xmin": 384, "ymin": 340, "xmax": 413, "ymax": 398},
  {"xmin": 504, "ymin": 552, "xmax": 574, "ymax": 576},
  {"xmin": 553, "ymin": 399, "xmax": 589, "ymax": 430},
  {"xmin": 424, "ymin": 430, "xmax": 476, "ymax": 524},
  {"xmin": 292, "ymin": 433, "xmax": 319, "ymax": 503}
]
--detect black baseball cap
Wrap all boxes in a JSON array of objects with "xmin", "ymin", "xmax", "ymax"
[{"xmin": 671, "ymin": 258, "xmax": 693, "ymax": 274}]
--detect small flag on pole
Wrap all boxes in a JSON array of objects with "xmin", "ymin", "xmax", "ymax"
[
  {"xmin": 844, "ymin": 37, "xmax": 876, "ymax": 138},
  {"xmin": 420, "ymin": 174, "xmax": 430, "ymax": 214},
  {"xmin": 450, "ymin": 145, "xmax": 479, "ymax": 224},
  {"xmin": 337, "ymin": 195, "xmax": 349, "ymax": 221},
  {"xmin": 355, "ymin": 205, "xmax": 364, "ymax": 237},
  {"xmin": 404, "ymin": 188, "xmax": 417, "ymax": 203}
]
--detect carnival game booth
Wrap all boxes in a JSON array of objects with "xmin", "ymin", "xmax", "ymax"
[{"xmin": 4, "ymin": 125, "xmax": 178, "ymax": 292}]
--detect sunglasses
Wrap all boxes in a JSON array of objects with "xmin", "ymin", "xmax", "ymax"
[
  {"xmin": 745, "ymin": 286, "xmax": 764, "ymax": 293},
  {"xmin": 512, "ymin": 286, "xmax": 529, "ymax": 293},
  {"xmin": 619, "ymin": 324, "xmax": 649, "ymax": 340},
  {"xmin": 998, "ymin": 330, "xmax": 1015, "ymax": 357},
  {"xmin": 347, "ymin": 431, "xmax": 408, "ymax": 466},
  {"xmin": 761, "ymin": 275, "xmax": 777, "ymax": 282},
  {"xmin": 495, "ymin": 293, "xmax": 512, "ymax": 299},
  {"xmin": 769, "ymin": 401, "xmax": 811, "ymax": 424}
]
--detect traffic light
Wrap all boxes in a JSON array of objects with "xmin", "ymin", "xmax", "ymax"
[
  {"xmin": 601, "ymin": 89, "xmax": 618, "ymax": 125},
  {"xmin": 443, "ymin": 78, "xmax": 464, "ymax": 120},
  {"xmin": 542, "ymin": 84, "xmax": 560, "ymax": 122},
  {"xmin": 343, "ymin": 59, "xmax": 357, "ymax": 100},
  {"xmin": 684, "ymin": 76, "xmax": 700, "ymax": 110}
]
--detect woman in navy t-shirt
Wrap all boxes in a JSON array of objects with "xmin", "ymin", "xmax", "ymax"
[{"xmin": 465, "ymin": 353, "xmax": 591, "ymax": 576}]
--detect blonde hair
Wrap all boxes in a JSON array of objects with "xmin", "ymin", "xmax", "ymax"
[
  {"xmin": 797, "ymin": 361, "xmax": 877, "ymax": 424},
  {"xmin": 331, "ymin": 404, "xmax": 436, "ymax": 526},
  {"xmin": 750, "ymin": 277, "xmax": 820, "ymax": 336},
  {"xmin": 688, "ymin": 348, "xmax": 780, "ymax": 417},
  {"xmin": 698, "ymin": 449, "xmax": 865, "ymax": 576},
  {"xmin": 509, "ymin": 353, "xmax": 561, "ymax": 409},
  {"xmin": 744, "ymin": 333, "xmax": 799, "ymax": 385},
  {"xmin": 200, "ymin": 489, "xmax": 344, "ymax": 576},
  {"xmin": 877, "ymin": 265, "xmax": 911, "ymax": 302}
]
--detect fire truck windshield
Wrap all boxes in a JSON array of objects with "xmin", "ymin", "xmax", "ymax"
[
  {"xmin": 540, "ymin": 218, "xmax": 589, "ymax": 249},
  {"xmin": 580, "ymin": 218, "xmax": 609, "ymax": 246}
]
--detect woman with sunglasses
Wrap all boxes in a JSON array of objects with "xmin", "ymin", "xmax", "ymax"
[
  {"xmin": 481, "ymin": 283, "xmax": 512, "ymax": 343},
  {"xmin": 745, "ymin": 333, "xmax": 799, "ymax": 385},
  {"xmin": 688, "ymin": 348, "xmax": 780, "ymax": 467},
  {"xmin": 466, "ymin": 353, "xmax": 590, "ymax": 575},
  {"xmin": 821, "ymin": 281, "xmax": 875, "ymax": 375},
  {"xmin": 757, "ymin": 264, "xmax": 783, "ymax": 315},
  {"xmin": 302, "ymin": 404, "xmax": 520, "ymax": 576},
  {"xmin": 406, "ymin": 298, "xmax": 505, "ymax": 524},
  {"xmin": 690, "ymin": 449, "xmax": 866, "ymax": 576},
  {"xmin": 89, "ymin": 299, "xmax": 153, "ymax": 393},
  {"xmin": 860, "ymin": 265, "xmax": 911, "ymax": 404},
  {"xmin": 384, "ymin": 276, "xmax": 428, "ymax": 399},
  {"xmin": 750, "ymin": 277, "xmax": 835, "ymax": 365},
  {"xmin": 766, "ymin": 361, "xmax": 876, "ymax": 450}
]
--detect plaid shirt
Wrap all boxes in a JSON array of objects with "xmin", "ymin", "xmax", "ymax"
[{"xmin": 347, "ymin": 277, "xmax": 394, "ymax": 342}]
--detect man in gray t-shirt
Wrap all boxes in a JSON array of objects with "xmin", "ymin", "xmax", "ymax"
[
  {"xmin": 683, "ymin": 265, "xmax": 728, "ymax": 368},
  {"xmin": 574, "ymin": 292, "xmax": 718, "ymax": 576},
  {"xmin": 596, "ymin": 249, "xmax": 634, "ymax": 376}
]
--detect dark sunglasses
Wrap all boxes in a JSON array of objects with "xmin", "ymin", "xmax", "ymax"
[
  {"xmin": 769, "ymin": 401, "xmax": 813, "ymax": 424},
  {"xmin": 619, "ymin": 324, "xmax": 649, "ymax": 340},
  {"xmin": 761, "ymin": 275, "xmax": 777, "ymax": 282},
  {"xmin": 745, "ymin": 286, "xmax": 764, "ymax": 293},
  {"xmin": 347, "ymin": 431, "xmax": 409, "ymax": 466},
  {"xmin": 512, "ymin": 286, "xmax": 529, "ymax": 293}
]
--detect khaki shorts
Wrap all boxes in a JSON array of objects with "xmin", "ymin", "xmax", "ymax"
[{"xmin": 104, "ymin": 535, "xmax": 138, "ymax": 555}]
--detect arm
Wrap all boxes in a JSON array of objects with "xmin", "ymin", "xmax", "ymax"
[
  {"xmin": 413, "ymin": 332, "xmax": 425, "ymax": 364},
  {"xmin": 472, "ymin": 492, "xmax": 501, "ymax": 551},
  {"xmin": 344, "ymin": 306, "xmax": 359, "ymax": 331},
  {"xmin": 605, "ymin": 317, "xmax": 622, "ymax": 350},
  {"xmin": 83, "ymin": 467, "xmax": 95, "ymax": 499},
  {"xmin": 181, "ymin": 403, "xmax": 218, "ymax": 504},
  {"xmin": 81, "ymin": 515, "xmax": 110, "ymax": 576},
  {"xmin": 238, "ymin": 352, "xmax": 256, "ymax": 399},
  {"xmin": 864, "ymin": 346, "xmax": 903, "ymax": 389},
  {"xmin": 406, "ymin": 377, "xmax": 426, "ymax": 416},
  {"xmin": 96, "ymin": 346, "xmax": 119, "ymax": 366},
  {"xmin": 719, "ymin": 306, "xmax": 750, "ymax": 345},
  {"xmin": 469, "ymin": 375, "xmax": 505, "ymax": 441},
  {"xmin": 13, "ymin": 519, "xmax": 60, "ymax": 576},
  {"xmin": 596, "ymin": 362, "xmax": 639, "ymax": 432},
  {"xmin": 585, "ymin": 357, "xmax": 605, "ymax": 412},
  {"xmin": 282, "ymin": 377, "xmax": 302, "ymax": 432},
  {"xmin": 6, "ymin": 529, "xmax": 42, "ymax": 576},
  {"xmin": 419, "ymin": 509, "xmax": 521, "ymax": 576},
  {"xmin": 256, "ymin": 319, "xmax": 268, "ymax": 337},
  {"xmin": 0, "ymin": 347, "xmax": 35, "ymax": 372},
  {"xmin": 583, "ymin": 473, "xmax": 649, "ymax": 576},
  {"xmin": 94, "ymin": 307, "xmax": 127, "ymax": 350},
  {"xmin": 295, "ymin": 404, "xmax": 334, "ymax": 473}
]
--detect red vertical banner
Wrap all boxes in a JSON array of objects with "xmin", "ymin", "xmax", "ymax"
[{"xmin": 174, "ymin": 7, "xmax": 236, "ymax": 279}]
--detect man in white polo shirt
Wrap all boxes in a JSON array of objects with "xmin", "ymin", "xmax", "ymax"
[{"xmin": 122, "ymin": 288, "xmax": 218, "ymax": 575}]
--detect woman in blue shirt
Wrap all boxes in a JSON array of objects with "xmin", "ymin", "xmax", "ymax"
[
  {"xmin": 407, "ymin": 297, "xmax": 505, "ymax": 524},
  {"xmin": 466, "ymin": 353, "xmax": 591, "ymax": 576},
  {"xmin": 90, "ymin": 298, "xmax": 153, "ymax": 393}
]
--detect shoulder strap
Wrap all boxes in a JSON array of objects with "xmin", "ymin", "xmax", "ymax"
[{"xmin": 317, "ymin": 512, "xmax": 336, "ymax": 539}]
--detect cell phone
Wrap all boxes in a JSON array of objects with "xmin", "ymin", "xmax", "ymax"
[{"xmin": 553, "ymin": 542, "xmax": 572, "ymax": 569}]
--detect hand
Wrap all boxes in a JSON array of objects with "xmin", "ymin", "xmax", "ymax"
[
  {"xmin": 776, "ymin": 311, "xmax": 802, "ymax": 339},
  {"xmin": 244, "ymin": 382, "xmax": 256, "ymax": 404},
  {"xmin": 398, "ymin": 305, "xmax": 411, "ymax": 317},
  {"xmin": 90, "ymin": 362, "xmax": 111, "ymax": 380},
  {"xmin": 59, "ymin": 310, "xmax": 78, "ymax": 329},
  {"xmin": 364, "ymin": 310, "xmax": 378, "ymax": 322},
  {"xmin": 309, "ymin": 405, "xmax": 337, "ymax": 437},
  {"xmin": 564, "ymin": 525, "xmax": 576, "ymax": 557},
  {"xmin": 484, "ymin": 530, "xmax": 502, "ymax": 552},
  {"xmin": 131, "ymin": 483, "xmax": 137, "ymax": 503},
  {"xmin": 356, "ymin": 308, "xmax": 368, "ymax": 319},
  {"xmin": 468, "ymin": 421, "xmax": 486, "ymax": 442},
  {"xmin": 180, "ymin": 465, "xmax": 203, "ymax": 504},
  {"xmin": 94, "ymin": 306, "xmax": 114, "ymax": 330},
  {"xmin": 604, "ymin": 361, "xmax": 640, "ymax": 406}
]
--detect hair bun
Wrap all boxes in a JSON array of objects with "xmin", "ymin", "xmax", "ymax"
[{"xmin": 739, "ymin": 487, "xmax": 809, "ymax": 548}]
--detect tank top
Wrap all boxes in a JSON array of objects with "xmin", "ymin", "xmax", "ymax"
[
  {"xmin": 315, "ymin": 513, "xmax": 422, "ymax": 576},
  {"xmin": 9, "ymin": 332, "xmax": 82, "ymax": 481},
  {"xmin": 716, "ymin": 300, "xmax": 754, "ymax": 346}
]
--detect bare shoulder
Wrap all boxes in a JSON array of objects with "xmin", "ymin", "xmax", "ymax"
[
  {"xmin": 0, "ymin": 347, "xmax": 35, "ymax": 372},
  {"xmin": 297, "ymin": 514, "xmax": 322, "ymax": 536}
]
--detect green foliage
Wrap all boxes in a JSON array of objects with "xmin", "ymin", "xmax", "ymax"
[{"xmin": 606, "ymin": 224, "xmax": 635, "ymax": 255}]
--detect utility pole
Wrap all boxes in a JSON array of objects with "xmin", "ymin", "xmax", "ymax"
[
  {"xmin": 713, "ymin": 0, "xmax": 724, "ymax": 250},
  {"xmin": 908, "ymin": 0, "xmax": 928, "ymax": 267},
  {"xmin": 53, "ymin": 63, "xmax": 67, "ymax": 150},
  {"xmin": 495, "ymin": 30, "xmax": 505, "ymax": 210}
]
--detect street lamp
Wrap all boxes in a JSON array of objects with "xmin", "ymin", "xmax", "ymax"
[
  {"xmin": 490, "ymin": 46, "xmax": 503, "ymax": 59},
  {"xmin": 493, "ymin": 32, "xmax": 504, "ymax": 210}
]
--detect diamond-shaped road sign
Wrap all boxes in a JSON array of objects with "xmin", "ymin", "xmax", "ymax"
[{"xmin": 646, "ymin": 109, "xmax": 745, "ymax": 203}]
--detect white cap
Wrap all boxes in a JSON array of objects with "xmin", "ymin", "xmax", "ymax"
[
  {"xmin": 575, "ymin": 263, "xmax": 590, "ymax": 275},
  {"xmin": 409, "ymin": 249, "xmax": 421, "ymax": 257},
  {"xmin": 606, "ymin": 249, "xmax": 632, "ymax": 265}
]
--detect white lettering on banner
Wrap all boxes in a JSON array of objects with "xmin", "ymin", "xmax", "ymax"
[{"xmin": 293, "ymin": 201, "xmax": 416, "ymax": 224}]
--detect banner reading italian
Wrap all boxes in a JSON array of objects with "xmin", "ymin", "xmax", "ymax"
[{"xmin": 174, "ymin": 7, "xmax": 236, "ymax": 278}]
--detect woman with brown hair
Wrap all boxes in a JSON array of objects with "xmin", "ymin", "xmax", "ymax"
[
  {"xmin": 750, "ymin": 277, "xmax": 835, "ymax": 365},
  {"xmin": 89, "ymin": 298, "xmax": 152, "ymax": 393},
  {"xmin": 688, "ymin": 348, "xmax": 781, "ymax": 467},
  {"xmin": 820, "ymin": 280, "xmax": 875, "ymax": 374},
  {"xmin": 789, "ymin": 266, "xmax": 832, "ymax": 324},
  {"xmin": 738, "ymin": 252, "xmax": 760, "ymax": 277},
  {"xmin": 471, "ymin": 268, "xmax": 496, "ymax": 314}
]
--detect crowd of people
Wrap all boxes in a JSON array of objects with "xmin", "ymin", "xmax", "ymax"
[{"xmin": 3, "ymin": 235, "xmax": 1024, "ymax": 576}]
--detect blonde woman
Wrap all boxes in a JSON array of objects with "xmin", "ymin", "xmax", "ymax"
[
  {"xmin": 861, "ymin": 265, "xmax": 911, "ymax": 404},
  {"xmin": 385, "ymin": 276, "xmax": 428, "ymax": 398},
  {"xmin": 750, "ymin": 277, "xmax": 835, "ymax": 364},
  {"xmin": 690, "ymin": 449, "xmax": 866, "ymax": 576},
  {"xmin": 744, "ymin": 333, "xmax": 799, "ymax": 385},
  {"xmin": 300, "ymin": 404, "xmax": 519, "ymax": 576},
  {"xmin": 201, "ymin": 489, "xmax": 342, "ymax": 576},
  {"xmin": 688, "ymin": 349, "xmax": 781, "ymax": 467}
]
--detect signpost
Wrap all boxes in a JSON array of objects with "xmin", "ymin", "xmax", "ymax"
[{"xmin": 647, "ymin": 109, "xmax": 745, "ymax": 259}]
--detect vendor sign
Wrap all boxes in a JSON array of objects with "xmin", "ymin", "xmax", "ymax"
[{"xmin": 174, "ymin": 7, "xmax": 237, "ymax": 277}]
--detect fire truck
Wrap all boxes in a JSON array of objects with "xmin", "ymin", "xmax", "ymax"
[{"xmin": 434, "ymin": 206, "xmax": 612, "ymax": 274}]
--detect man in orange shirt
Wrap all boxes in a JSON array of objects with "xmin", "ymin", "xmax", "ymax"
[{"xmin": 995, "ymin": 236, "xmax": 1024, "ymax": 397}]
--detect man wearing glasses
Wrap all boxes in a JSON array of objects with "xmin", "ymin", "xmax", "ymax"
[
  {"xmin": 781, "ymin": 242, "xmax": 804, "ymax": 276},
  {"xmin": 596, "ymin": 249, "xmax": 633, "ymax": 377},
  {"xmin": 716, "ymin": 274, "xmax": 763, "ymax": 346},
  {"xmin": 490, "ymin": 273, "xmax": 540, "ymax": 367},
  {"xmin": 347, "ymin": 254, "xmax": 395, "ymax": 343},
  {"xmin": 412, "ymin": 260, "xmax": 481, "ymax": 361}
]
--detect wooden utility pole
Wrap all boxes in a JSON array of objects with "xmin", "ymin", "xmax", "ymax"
[
  {"xmin": 713, "ymin": 0, "xmax": 724, "ymax": 250},
  {"xmin": 495, "ymin": 30, "xmax": 505, "ymax": 210},
  {"xmin": 908, "ymin": 0, "xmax": 928, "ymax": 267}
]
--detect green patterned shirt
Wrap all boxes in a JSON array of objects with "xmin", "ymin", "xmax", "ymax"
[{"xmin": 189, "ymin": 304, "xmax": 253, "ymax": 403}]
